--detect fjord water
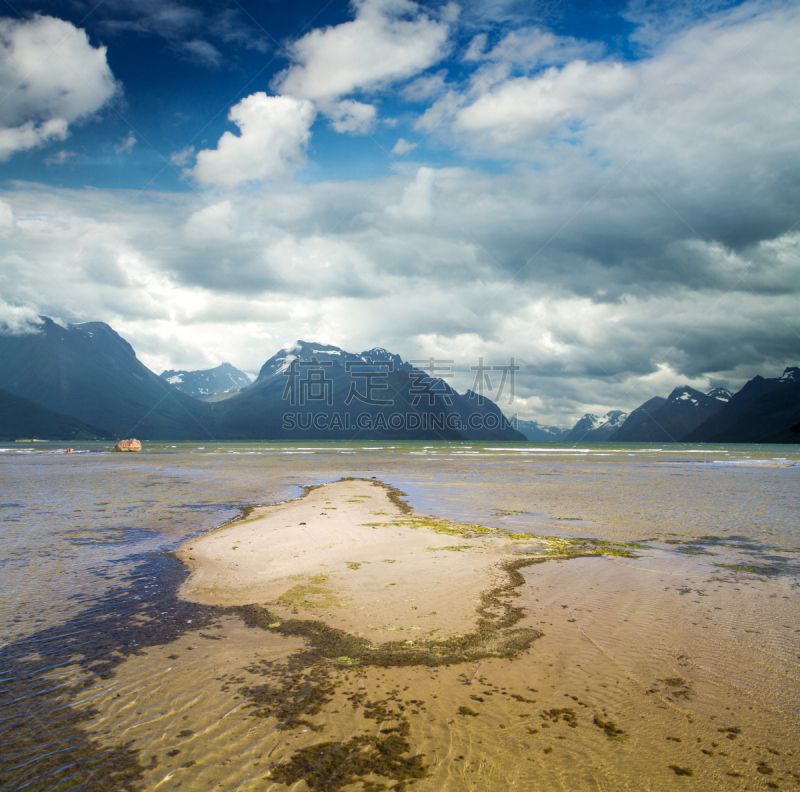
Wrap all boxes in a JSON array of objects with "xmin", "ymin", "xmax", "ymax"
[{"xmin": 1, "ymin": 441, "xmax": 798, "ymax": 791}]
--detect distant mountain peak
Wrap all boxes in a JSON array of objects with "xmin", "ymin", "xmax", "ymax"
[
  {"xmin": 159, "ymin": 362, "xmax": 251, "ymax": 399},
  {"xmin": 779, "ymin": 366, "xmax": 799, "ymax": 383},
  {"xmin": 291, "ymin": 340, "xmax": 349, "ymax": 356},
  {"xmin": 707, "ymin": 387, "xmax": 733, "ymax": 402},
  {"xmin": 562, "ymin": 409, "xmax": 628, "ymax": 441},
  {"xmin": 667, "ymin": 385, "xmax": 705, "ymax": 404}
]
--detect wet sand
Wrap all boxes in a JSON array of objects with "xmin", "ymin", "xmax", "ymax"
[
  {"xmin": 77, "ymin": 476, "xmax": 800, "ymax": 791},
  {"xmin": 177, "ymin": 478, "xmax": 534, "ymax": 642}
]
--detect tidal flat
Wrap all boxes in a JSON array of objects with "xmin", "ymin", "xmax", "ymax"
[{"xmin": 0, "ymin": 441, "xmax": 798, "ymax": 791}]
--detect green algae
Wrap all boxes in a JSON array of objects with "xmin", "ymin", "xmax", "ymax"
[
  {"xmin": 240, "ymin": 664, "xmax": 336, "ymax": 731},
  {"xmin": 593, "ymin": 715, "xmax": 626, "ymax": 740},
  {"xmin": 334, "ymin": 656, "xmax": 360, "ymax": 666},
  {"xmin": 715, "ymin": 563, "xmax": 782, "ymax": 577},
  {"xmin": 427, "ymin": 545, "xmax": 471, "ymax": 552},
  {"xmin": 236, "ymin": 556, "xmax": 546, "ymax": 670},
  {"xmin": 277, "ymin": 579, "xmax": 345, "ymax": 609},
  {"xmin": 267, "ymin": 717, "xmax": 428, "ymax": 791},
  {"xmin": 541, "ymin": 708, "xmax": 578, "ymax": 728}
]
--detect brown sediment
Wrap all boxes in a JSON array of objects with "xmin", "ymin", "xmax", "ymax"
[
  {"xmin": 76, "ymin": 475, "xmax": 800, "ymax": 792},
  {"xmin": 170, "ymin": 478, "xmax": 659, "ymax": 790}
]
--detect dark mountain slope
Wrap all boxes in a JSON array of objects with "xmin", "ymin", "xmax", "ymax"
[
  {"xmin": 686, "ymin": 378, "xmax": 800, "ymax": 444},
  {"xmin": 610, "ymin": 388, "xmax": 729, "ymax": 442},
  {"xmin": 215, "ymin": 341, "xmax": 524, "ymax": 441},
  {"xmin": 0, "ymin": 390, "xmax": 113, "ymax": 441},
  {"xmin": 0, "ymin": 319, "xmax": 222, "ymax": 440},
  {"xmin": 684, "ymin": 368, "xmax": 799, "ymax": 442},
  {"xmin": 607, "ymin": 396, "xmax": 667, "ymax": 442}
]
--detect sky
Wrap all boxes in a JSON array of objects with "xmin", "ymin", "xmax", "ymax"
[{"xmin": 0, "ymin": 0, "xmax": 798, "ymax": 425}]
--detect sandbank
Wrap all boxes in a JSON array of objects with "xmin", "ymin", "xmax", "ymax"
[
  {"xmin": 80, "ymin": 474, "xmax": 800, "ymax": 792},
  {"xmin": 177, "ymin": 478, "xmax": 537, "ymax": 643}
]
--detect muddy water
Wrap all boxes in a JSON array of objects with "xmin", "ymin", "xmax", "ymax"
[{"xmin": 1, "ymin": 441, "xmax": 798, "ymax": 791}]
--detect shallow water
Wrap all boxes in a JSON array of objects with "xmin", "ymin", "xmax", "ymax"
[{"xmin": 1, "ymin": 440, "xmax": 798, "ymax": 791}]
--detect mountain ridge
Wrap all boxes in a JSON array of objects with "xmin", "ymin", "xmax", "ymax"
[{"xmin": 0, "ymin": 323, "xmax": 523, "ymax": 442}]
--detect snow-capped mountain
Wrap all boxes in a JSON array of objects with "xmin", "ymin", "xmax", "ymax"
[
  {"xmin": 217, "ymin": 340, "xmax": 526, "ymax": 441},
  {"xmin": 160, "ymin": 362, "xmax": 252, "ymax": 399},
  {"xmin": 707, "ymin": 387, "xmax": 733, "ymax": 402},
  {"xmin": 611, "ymin": 386, "xmax": 733, "ymax": 442},
  {"xmin": 685, "ymin": 368, "xmax": 800, "ymax": 443},
  {"xmin": 565, "ymin": 410, "xmax": 629, "ymax": 441}
]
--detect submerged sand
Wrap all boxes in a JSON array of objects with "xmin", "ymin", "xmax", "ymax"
[
  {"xmin": 177, "ymin": 478, "xmax": 533, "ymax": 642},
  {"xmin": 78, "ymin": 476, "xmax": 800, "ymax": 792}
]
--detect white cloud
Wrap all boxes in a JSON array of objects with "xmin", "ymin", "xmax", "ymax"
[
  {"xmin": 170, "ymin": 144, "xmax": 195, "ymax": 167},
  {"xmin": 482, "ymin": 27, "xmax": 605, "ymax": 70},
  {"xmin": 99, "ymin": 0, "xmax": 202, "ymax": 39},
  {"xmin": 115, "ymin": 131, "xmax": 137, "ymax": 154},
  {"xmin": 431, "ymin": 0, "xmax": 800, "ymax": 172},
  {"xmin": 386, "ymin": 166, "xmax": 436, "ymax": 222},
  {"xmin": 0, "ymin": 15, "xmax": 117, "ymax": 160},
  {"xmin": 623, "ymin": 0, "xmax": 745, "ymax": 51},
  {"xmin": 329, "ymin": 99, "xmax": 376, "ymax": 134},
  {"xmin": 463, "ymin": 33, "xmax": 487, "ymax": 61},
  {"xmin": 400, "ymin": 69, "xmax": 448, "ymax": 102},
  {"xmin": 277, "ymin": 0, "xmax": 450, "ymax": 102},
  {"xmin": 178, "ymin": 39, "xmax": 222, "ymax": 68},
  {"xmin": 0, "ymin": 200, "xmax": 14, "ymax": 228},
  {"xmin": 193, "ymin": 93, "xmax": 316, "ymax": 188},
  {"xmin": 0, "ymin": 302, "xmax": 43, "ymax": 335},
  {"xmin": 454, "ymin": 60, "xmax": 638, "ymax": 143},
  {"xmin": 391, "ymin": 137, "xmax": 416, "ymax": 155},
  {"xmin": 44, "ymin": 148, "xmax": 77, "ymax": 166},
  {"xmin": 181, "ymin": 200, "xmax": 238, "ymax": 246}
]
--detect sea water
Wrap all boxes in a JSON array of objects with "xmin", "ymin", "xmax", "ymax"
[{"xmin": 1, "ymin": 441, "xmax": 798, "ymax": 790}]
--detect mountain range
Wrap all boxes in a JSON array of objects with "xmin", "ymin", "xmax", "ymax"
[
  {"xmin": 0, "ymin": 317, "xmax": 796, "ymax": 443},
  {"xmin": 0, "ymin": 319, "xmax": 524, "ymax": 442},
  {"xmin": 608, "ymin": 386, "xmax": 732, "ymax": 442},
  {"xmin": 514, "ymin": 374, "xmax": 798, "ymax": 444},
  {"xmin": 209, "ymin": 341, "xmax": 522, "ymax": 441},
  {"xmin": 682, "ymin": 370, "xmax": 800, "ymax": 443}
]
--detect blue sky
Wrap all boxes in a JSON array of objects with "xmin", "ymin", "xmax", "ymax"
[
  {"xmin": 1, "ymin": 0, "xmax": 798, "ymax": 424},
  {"xmin": 2, "ymin": 0, "xmax": 646, "ymax": 189}
]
